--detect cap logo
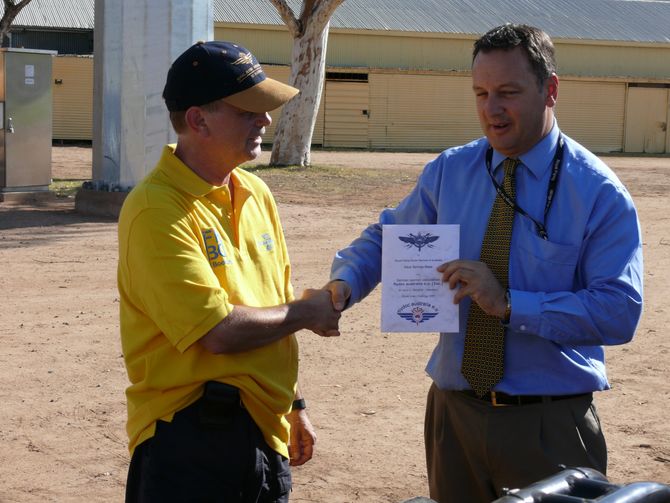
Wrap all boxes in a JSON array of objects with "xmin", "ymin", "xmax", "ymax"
[
  {"xmin": 231, "ymin": 51, "xmax": 263, "ymax": 84},
  {"xmin": 233, "ymin": 51, "xmax": 254, "ymax": 66}
]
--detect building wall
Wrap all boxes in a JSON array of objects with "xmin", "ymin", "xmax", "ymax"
[
  {"xmin": 234, "ymin": 23, "xmax": 670, "ymax": 154},
  {"xmin": 52, "ymin": 55, "xmax": 93, "ymax": 140},
  {"xmin": 265, "ymin": 65, "xmax": 634, "ymax": 153},
  {"xmin": 323, "ymin": 77, "xmax": 369, "ymax": 148},
  {"xmin": 368, "ymin": 72, "xmax": 480, "ymax": 150},
  {"xmin": 216, "ymin": 24, "xmax": 670, "ymax": 79},
  {"xmin": 44, "ymin": 56, "xmax": 665, "ymax": 153},
  {"xmin": 262, "ymin": 65, "xmax": 325, "ymax": 144},
  {"xmin": 10, "ymin": 29, "xmax": 94, "ymax": 55},
  {"xmin": 216, "ymin": 25, "xmax": 292, "ymax": 65},
  {"xmin": 42, "ymin": 24, "xmax": 670, "ymax": 151},
  {"xmin": 555, "ymin": 79, "xmax": 627, "ymax": 153},
  {"xmin": 624, "ymin": 85, "xmax": 670, "ymax": 153},
  {"xmin": 556, "ymin": 42, "xmax": 670, "ymax": 80},
  {"xmin": 216, "ymin": 25, "xmax": 476, "ymax": 71}
]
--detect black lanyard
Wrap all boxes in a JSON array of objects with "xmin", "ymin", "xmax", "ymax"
[{"xmin": 485, "ymin": 135, "xmax": 564, "ymax": 240}]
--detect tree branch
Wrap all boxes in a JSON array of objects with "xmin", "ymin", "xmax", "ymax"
[
  {"xmin": 312, "ymin": 0, "xmax": 345, "ymax": 32},
  {"xmin": 3, "ymin": 0, "xmax": 32, "ymax": 11},
  {"xmin": 298, "ymin": 0, "xmax": 316, "ymax": 28},
  {"xmin": 1, "ymin": 0, "xmax": 33, "ymax": 42},
  {"xmin": 269, "ymin": 0, "xmax": 301, "ymax": 37}
]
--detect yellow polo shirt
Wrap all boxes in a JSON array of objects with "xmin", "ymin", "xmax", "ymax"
[{"xmin": 117, "ymin": 145, "xmax": 298, "ymax": 457}]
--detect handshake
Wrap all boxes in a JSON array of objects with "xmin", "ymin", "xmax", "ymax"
[{"xmin": 299, "ymin": 280, "xmax": 352, "ymax": 338}]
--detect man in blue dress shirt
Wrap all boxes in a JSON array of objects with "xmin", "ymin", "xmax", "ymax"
[{"xmin": 326, "ymin": 24, "xmax": 643, "ymax": 503}]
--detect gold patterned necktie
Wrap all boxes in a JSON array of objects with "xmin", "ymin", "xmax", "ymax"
[{"xmin": 461, "ymin": 158, "xmax": 519, "ymax": 397}]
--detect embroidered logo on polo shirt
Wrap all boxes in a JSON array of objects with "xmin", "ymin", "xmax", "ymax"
[
  {"xmin": 259, "ymin": 233, "xmax": 274, "ymax": 252},
  {"xmin": 202, "ymin": 228, "xmax": 232, "ymax": 268}
]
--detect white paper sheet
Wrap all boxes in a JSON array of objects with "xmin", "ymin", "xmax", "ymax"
[{"xmin": 381, "ymin": 224, "xmax": 460, "ymax": 332}]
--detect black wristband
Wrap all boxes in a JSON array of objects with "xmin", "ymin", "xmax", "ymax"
[{"xmin": 292, "ymin": 398, "xmax": 306, "ymax": 410}]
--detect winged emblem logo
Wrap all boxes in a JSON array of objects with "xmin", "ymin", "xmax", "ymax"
[
  {"xmin": 398, "ymin": 232, "xmax": 439, "ymax": 251},
  {"xmin": 398, "ymin": 306, "xmax": 439, "ymax": 326},
  {"xmin": 233, "ymin": 52, "xmax": 254, "ymax": 66}
]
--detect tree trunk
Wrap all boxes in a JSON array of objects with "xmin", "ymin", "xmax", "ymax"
[
  {"xmin": 270, "ymin": 20, "xmax": 329, "ymax": 167},
  {"xmin": 268, "ymin": 0, "xmax": 344, "ymax": 166},
  {"xmin": 0, "ymin": 0, "xmax": 33, "ymax": 45}
]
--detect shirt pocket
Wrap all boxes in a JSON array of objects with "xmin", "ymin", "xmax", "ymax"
[{"xmin": 513, "ymin": 227, "xmax": 581, "ymax": 292}]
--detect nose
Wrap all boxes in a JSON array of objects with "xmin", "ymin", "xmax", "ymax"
[
  {"xmin": 483, "ymin": 94, "xmax": 503, "ymax": 117},
  {"xmin": 256, "ymin": 112, "xmax": 272, "ymax": 127}
]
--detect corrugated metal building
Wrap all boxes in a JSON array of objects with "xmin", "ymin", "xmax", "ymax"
[
  {"xmin": 5, "ymin": 0, "xmax": 670, "ymax": 152},
  {"xmin": 4, "ymin": 0, "xmax": 94, "ymax": 55},
  {"xmin": 2, "ymin": 0, "xmax": 95, "ymax": 140},
  {"xmin": 215, "ymin": 0, "xmax": 670, "ymax": 153},
  {"xmin": 52, "ymin": 55, "xmax": 93, "ymax": 140}
]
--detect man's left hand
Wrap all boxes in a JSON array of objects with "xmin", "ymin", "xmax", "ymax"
[
  {"xmin": 286, "ymin": 409, "xmax": 317, "ymax": 466},
  {"xmin": 438, "ymin": 260, "xmax": 506, "ymax": 318}
]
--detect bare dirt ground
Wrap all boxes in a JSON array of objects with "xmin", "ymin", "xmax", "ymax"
[{"xmin": 0, "ymin": 146, "xmax": 668, "ymax": 502}]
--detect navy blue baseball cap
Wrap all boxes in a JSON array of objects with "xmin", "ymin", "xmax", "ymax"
[{"xmin": 162, "ymin": 40, "xmax": 299, "ymax": 112}]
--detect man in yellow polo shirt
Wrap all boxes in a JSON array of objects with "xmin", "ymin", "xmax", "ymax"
[{"xmin": 117, "ymin": 41, "xmax": 341, "ymax": 502}]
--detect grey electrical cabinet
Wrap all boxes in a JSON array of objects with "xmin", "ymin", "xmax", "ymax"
[{"xmin": 0, "ymin": 48, "xmax": 55, "ymax": 194}]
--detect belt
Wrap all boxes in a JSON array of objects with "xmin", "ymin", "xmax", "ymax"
[
  {"xmin": 198, "ymin": 381, "xmax": 245, "ymax": 427},
  {"xmin": 458, "ymin": 390, "xmax": 591, "ymax": 407}
]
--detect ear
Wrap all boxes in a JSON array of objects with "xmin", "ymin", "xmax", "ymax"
[
  {"xmin": 184, "ymin": 106, "xmax": 210, "ymax": 137},
  {"xmin": 545, "ymin": 74, "xmax": 559, "ymax": 108}
]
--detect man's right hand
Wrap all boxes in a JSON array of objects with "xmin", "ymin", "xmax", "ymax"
[
  {"xmin": 323, "ymin": 280, "xmax": 351, "ymax": 311},
  {"xmin": 300, "ymin": 288, "xmax": 342, "ymax": 337},
  {"xmin": 200, "ymin": 282, "xmax": 351, "ymax": 353}
]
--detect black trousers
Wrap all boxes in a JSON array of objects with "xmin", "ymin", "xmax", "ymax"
[{"xmin": 126, "ymin": 382, "xmax": 291, "ymax": 503}]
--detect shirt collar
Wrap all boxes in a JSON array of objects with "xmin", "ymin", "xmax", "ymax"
[
  {"xmin": 157, "ymin": 144, "xmax": 251, "ymax": 198},
  {"xmin": 491, "ymin": 121, "xmax": 560, "ymax": 179},
  {"xmin": 158, "ymin": 144, "xmax": 260, "ymax": 208},
  {"xmin": 158, "ymin": 144, "xmax": 215, "ymax": 198}
]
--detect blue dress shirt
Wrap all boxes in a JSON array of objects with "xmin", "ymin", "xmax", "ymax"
[{"xmin": 331, "ymin": 124, "xmax": 643, "ymax": 394}]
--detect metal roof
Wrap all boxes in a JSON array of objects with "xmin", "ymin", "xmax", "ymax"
[
  {"xmin": 6, "ymin": 0, "xmax": 94, "ymax": 30},
  {"xmin": 5, "ymin": 0, "xmax": 670, "ymax": 43},
  {"xmin": 215, "ymin": 0, "xmax": 670, "ymax": 44}
]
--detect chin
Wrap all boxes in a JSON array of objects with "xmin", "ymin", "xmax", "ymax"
[
  {"xmin": 245, "ymin": 149, "xmax": 261, "ymax": 162},
  {"xmin": 247, "ymin": 140, "xmax": 263, "ymax": 154}
]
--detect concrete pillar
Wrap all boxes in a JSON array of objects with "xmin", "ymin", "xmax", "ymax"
[{"xmin": 91, "ymin": 0, "xmax": 213, "ymax": 190}]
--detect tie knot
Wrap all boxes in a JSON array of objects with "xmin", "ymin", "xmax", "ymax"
[
  {"xmin": 502, "ymin": 158, "xmax": 519, "ymax": 178},
  {"xmin": 501, "ymin": 158, "xmax": 518, "ymax": 193}
]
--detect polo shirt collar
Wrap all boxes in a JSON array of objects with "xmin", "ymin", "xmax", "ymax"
[
  {"xmin": 490, "ymin": 121, "xmax": 560, "ymax": 179},
  {"xmin": 158, "ymin": 144, "xmax": 217, "ymax": 198}
]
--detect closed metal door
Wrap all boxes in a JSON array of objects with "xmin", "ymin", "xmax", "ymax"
[
  {"xmin": 2, "ymin": 49, "xmax": 53, "ymax": 190},
  {"xmin": 324, "ymin": 80, "xmax": 369, "ymax": 149},
  {"xmin": 625, "ymin": 86, "xmax": 669, "ymax": 154},
  {"xmin": 556, "ymin": 80, "xmax": 626, "ymax": 153}
]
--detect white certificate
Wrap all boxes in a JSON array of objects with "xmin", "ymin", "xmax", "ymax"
[{"xmin": 381, "ymin": 224, "xmax": 460, "ymax": 332}]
